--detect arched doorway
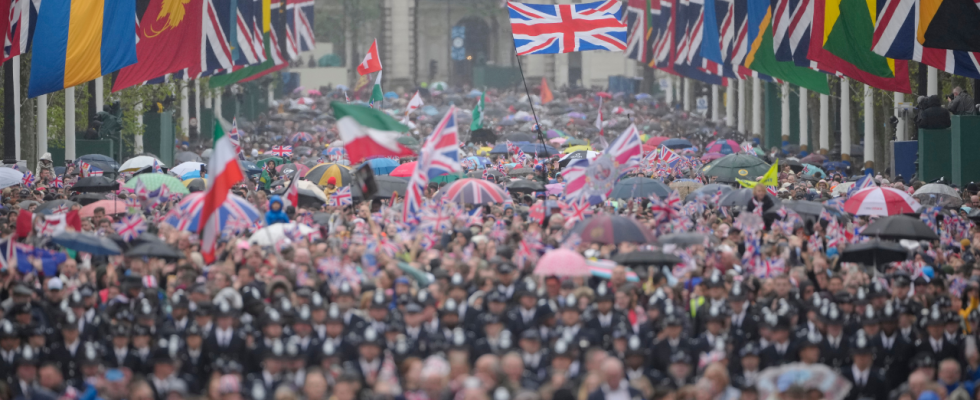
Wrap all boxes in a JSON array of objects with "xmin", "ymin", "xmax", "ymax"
[{"xmin": 451, "ymin": 17, "xmax": 490, "ymax": 87}]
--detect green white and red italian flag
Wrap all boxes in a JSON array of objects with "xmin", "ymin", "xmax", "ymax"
[
  {"xmin": 199, "ymin": 120, "xmax": 245, "ymax": 263},
  {"xmin": 332, "ymin": 101, "xmax": 416, "ymax": 164}
]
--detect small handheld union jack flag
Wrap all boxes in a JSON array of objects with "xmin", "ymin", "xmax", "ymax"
[
  {"xmin": 331, "ymin": 186, "xmax": 353, "ymax": 206},
  {"xmin": 271, "ymin": 145, "xmax": 293, "ymax": 157},
  {"xmin": 113, "ymin": 214, "xmax": 147, "ymax": 242},
  {"xmin": 152, "ymin": 159, "xmax": 163, "ymax": 173},
  {"xmin": 52, "ymin": 175, "xmax": 64, "ymax": 188},
  {"xmin": 21, "ymin": 171, "xmax": 33, "ymax": 187}
]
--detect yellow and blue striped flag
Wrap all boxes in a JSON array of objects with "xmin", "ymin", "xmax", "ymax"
[{"xmin": 28, "ymin": 0, "xmax": 136, "ymax": 98}]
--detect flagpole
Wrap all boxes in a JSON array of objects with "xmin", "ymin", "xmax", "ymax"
[{"xmin": 514, "ymin": 54, "xmax": 552, "ymax": 184}]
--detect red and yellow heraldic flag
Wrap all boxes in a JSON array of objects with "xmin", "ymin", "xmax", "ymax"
[{"xmin": 112, "ymin": 0, "xmax": 203, "ymax": 92}]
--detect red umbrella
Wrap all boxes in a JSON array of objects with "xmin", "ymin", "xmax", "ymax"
[
  {"xmin": 389, "ymin": 161, "xmax": 416, "ymax": 177},
  {"xmin": 437, "ymin": 179, "xmax": 508, "ymax": 204},
  {"xmin": 844, "ymin": 187, "xmax": 921, "ymax": 216},
  {"xmin": 596, "ymin": 92, "xmax": 613, "ymax": 99},
  {"xmin": 701, "ymin": 152, "xmax": 725, "ymax": 162},
  {"xmin": 645, "ymin": 136, "xmax": 669, "ymax": 147}
]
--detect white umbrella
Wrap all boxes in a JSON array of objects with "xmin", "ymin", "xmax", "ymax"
[
  {"xmin": 831, "ymin": 181, "xmax": 855, "ymax": 198},
  {"xmin": 0, "ymin": 167, "xmax": 23, "ymax": 189},
  {"xmin": 296, "ymin": 180, "xmax": 329, "ymax": 203},
  {"xmin": 119, "ymin": 156, "xmax": 163, "ymax": 172},
  {"xmin": 249, "ymin": 222, "xmax": 317, "ymax": 246},
  {"xmin": 170, "ymin": 162, "xmax": 207, "ymax": 177}
]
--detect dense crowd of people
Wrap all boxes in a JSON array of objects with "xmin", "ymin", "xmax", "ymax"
[{"xmin": 0, "ymin": 83, "xmax": 977, "ymax": 400}]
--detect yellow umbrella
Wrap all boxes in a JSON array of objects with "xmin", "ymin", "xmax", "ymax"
[
  {"xmin": 564, "ymin": 145, "xmax": 594, "ymax": 153},
  {"xmin": 477, "ymin": 146, "xmax": 493, "ymax": 156},
  {"xmin": 305, "ymin": 163, "xmax": 352, "ymax": 186},
  {"xmin": 182, "ymin": 178, "xmax": 208, "ymax": 193}
]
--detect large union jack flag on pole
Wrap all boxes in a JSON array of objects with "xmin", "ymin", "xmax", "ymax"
[{"xmin": 508, "ymin": 0, "xmax": 628, "ymax": 56}]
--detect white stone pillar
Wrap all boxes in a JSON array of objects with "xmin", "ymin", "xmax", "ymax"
[
  {"xmin": 799, "ymin": 87, "xmax": 808, "ymax": 151},
  {"xmin": 738, "ymin": 79, "xmax": 746, "ymax": 133},
  {"xmin": 194, "ymin": 79, "xmax": 201, "ymax": 132},
  {"xmin": 12, "ymin": 56, "xmax": 20, "ymax": 159},
  {"xmin": 895, "ymin": 92, "xmax": 906, "ymax": 141},
  {"xmin": 94, "ymin": 76, "xmax": 104, "ymax": 112},
  {"xmin": 37, "ymin": 94, "xmax": 47, "ymax": 160},
  {"xmin": 864, "ymin": 84, "xmax": 874, "ymax": 171},
  {"xmin": 781, "ymin": 83, "xmax": 790, "ymax": 143},
  {"xmin": 927, "ymin": 66, "xmax": 938, "ymax": 96},
  {"xmin": 711, "ymin": 85, "xmax": 720, "ymax": 122},
  {"xmin": 665, "ymin": 76, "xmax": 674, "ymax": 104},
  {"xmin": 752, "ymin": 77, "xmax": 762, "ymax": 136},
  {"xmin": 215, "ymin": 91, "xmax": 223, "ymax": 121},
  {"xmin": 204, "ymin": 88, "xmax": 212, "ymax": 109},
  {"xmin": 840, "ymin": 77, "xmax": 851, "ymax": 161},
  {"xmin": 135, "ymin": 104, "xmax": 143, "ymax": 154},
  {"xmin": 65, "ymin": 87, "xmax": 76, "ymax": 160},
  {"xmin": 819, "ymin": 93, "xmax": 829, "ymax": 153},
  {"xmin": 683, "ymin": 78, "xmax": 692, "ymax": 112},
  {"xmin": 180, "ymin": 82, "xmax": 189, "ymax": 138},
  {"xmin": 267, "ymin": 83, "xmax": 274, "ymax": 105},
  {"xmin": 726, "ymin": 84, "xmax": 735, "ymax": 127}
]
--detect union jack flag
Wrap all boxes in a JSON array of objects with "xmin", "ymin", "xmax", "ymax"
[
  {"xmin": 271, "ymin": 145, "xmax": 293, "ymax": 157},
  {"xmin": 403, "ymin": 107, "xmax": 461, "ymax": 223},
  {"xmin": 507, "ymin": 0, "xmax": 627, "ymax": 56},
  {"xmin": 772, "ymin": 0, "xmax": 816, "ymax": 67},
  {"xmin": 561, "ymin": 198, "xmax": 592, "ymax": 228},
  {"xmin": 871, "ymin": 0, "xmax": 980, "ymax": 79},
  {"xmin": 229, "ymin": 118, "xmax": 246, "ymax": 160},
  {"xmin": 331, "ymin": 186, "xmax": 352, "ymax": 206},
  {"xmin": 152, "ymin": 159, "xmax": 163, "ymax": 173},
  {"xmin": 21, "ymin": 171, "xmax": 33, "ymax": 187},
  {"xmin": 624, "ymin": 0, "xmax": 647, "ymax": 62},
  {"xmin": 114, "ymin": 214, "xmax": 147, "ymax": 242},
  {"xmin": 606, "ymin": 124, "xmax": 644, "ymax": 174},
  {"xmin": 52, "ymin": 175, "xmax": 64, "ymax": 188},
  {"xmin": 657, "ymin": 144, "xmax": 681, "ymax": 168},
  {"xmin": 848, "ymin": 174, "xmax": 877, "ymax": 197}
]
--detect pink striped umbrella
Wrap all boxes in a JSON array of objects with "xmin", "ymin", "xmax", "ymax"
[
  {"xmin": 438, "ymin": 178, "xmax": 508, "ymax": 204},
  {"xmin": 534, "ymin": 249, "xmax": 590, "ymax": 276},
  {"xmin": 844, "ymin": 187, "xmax": 921, "ymax": 216}
]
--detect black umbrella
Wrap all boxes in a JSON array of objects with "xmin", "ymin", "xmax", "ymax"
[
  {"xmin": 504, "ymin": 133, "xmax": 535, "ymax": 142},
  {"xmin": 610, "ymin": 177, "xmax": 671, "ymax": 199},
  {"xmin": 567, "ymin": 215, "xmax": 656, "ymax": 244},
  {"xmin": 839, "ymin": 240, "xmax": 909, "ymax": 271},
  {"xmin": 51, "ymin": 232, "xmax": 122, "ymax": 255},
  {"xmin": 126, "ymin": 242, "xmax": 184, "ymax": 260},
  {"xmin": 860, "ymin": 215, "xmax": 940, "ymax": 241},
  {"xmin": 684, "ymin": 183, "xmax": 734, "ymax": 203},
  {"xmin": 71, "ymin": 176, "xmax": 119, "ymax": 192},
  {"xmin": 469, "ymin": 128, "xmax": 498, "ymax": 145},
  {"xmin": 612, "ymin": 251, "xmax": 683, "ymax": 266},
  {"xmin": 780, "ymin": 200, "xmax": 825, "ymax": 217},
  {"xmin": 69, "ymin": 193, "xmax": 105, "ymax": 206},
  {"xmin": 34, "ymin": 200, "xmax": 79, "ymax": 215},
  {"xmin": 718, "ymin": 188, "xmax": 781, "ymax": 208},
  {"xmin": 508, "ymin": 168, "xmax": 534, "ymax": 177},
  {"xmin": 700, "ymin": 154, "xmax": 771, "ymax": 183},
  {"xmin": 371, "ymin": 176, "xmax": 410, "ymax": 199},
  {"xmin": 507, "ymin": 180, "xmax": 546, "ymax": 194},
  {"xmin": 779, "ymin": 157, "xmax": 804, "ymax": 172},
  {"xmin": 175, "ymin": 151, "xmax": 203, "ymax": 164},
  {"xmin": 312, "ymin": 212, "xmax": 333, "ymax": 226},
  {"xmin": 656, "ymin": 233, "xmax": 720, "ymax": 247}
]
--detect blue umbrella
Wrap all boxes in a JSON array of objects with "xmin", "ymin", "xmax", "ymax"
[
  {"xmin": 463, "ymin": 156, "xmax": 492, "ymax": 169},
  {"xmin": 517, "ymin": 143, "xmax": 560, "ymax": 156},
  {"xmin": 367, "ymin": 158, "xmax": 399, "ymax": 175},
  {"xmin": 661, "ymin": 138, "xmax": 693, "ymax": 149},
  {"xmin": 241, "ymin": 161, "xmax": 262, "ymax": 177},
  {"xmin": 421, "ymin": 105, "xmax": 439, "ymax": 116},
  {"xmin": 384, "ymin": 91, "xmax": 398, "ymax": 99}
]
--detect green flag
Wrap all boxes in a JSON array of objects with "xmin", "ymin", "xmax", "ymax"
[
  {"xmin": 744, "ymin": 10, "xmax": 831, "ymax": 95},
  {"xmin": 822, "ymin": 0, "xmax": 894, "ymax": 78},
  {"xmin": 470, "ymin": 92, "xmax": 484, "ymax": 131},
  {"xmin": 369, "ymin": 71, "xmax": 384, "ymax": 106}
]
